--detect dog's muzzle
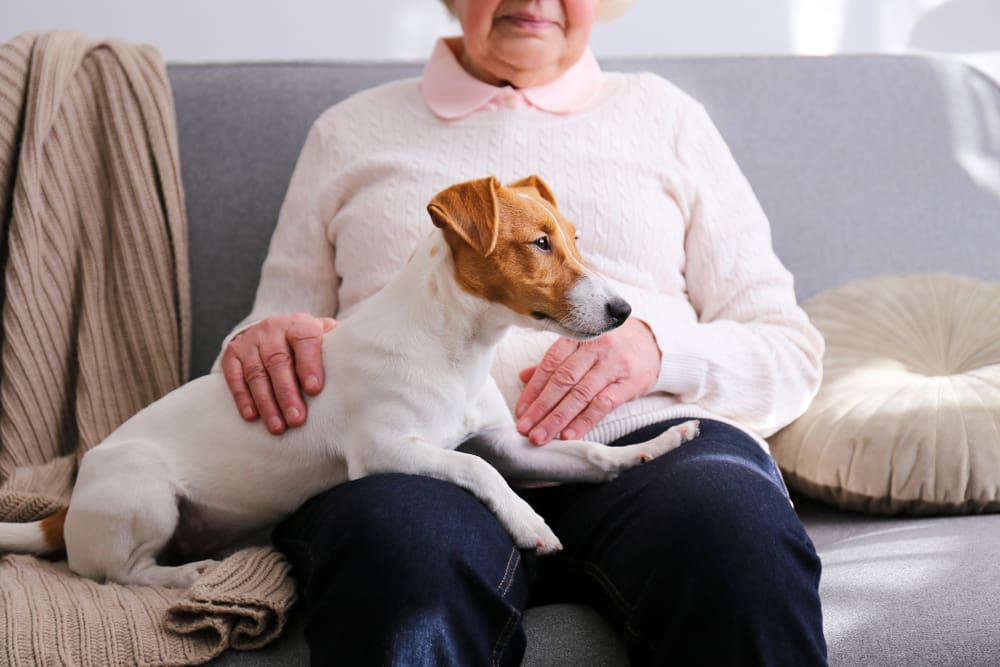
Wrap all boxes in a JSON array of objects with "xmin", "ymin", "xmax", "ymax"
[{"xmin": 565, "ymin": 276, "xmax": 632, "ymax": 337}]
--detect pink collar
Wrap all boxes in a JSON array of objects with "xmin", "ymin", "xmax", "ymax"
[{"xmin": 419, "ymin": 37, "xmax": 604, "ymax": 120}]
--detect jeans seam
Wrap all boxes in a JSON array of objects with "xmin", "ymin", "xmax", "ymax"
[
  {"xmin": 490, "ymin": 547, "xmax": 522, "ymax": 666},
  {"xmin": 491, "ymin": 607, "xmax": 521, "ymax": 667},
  {"xmin": 580, "ymin": 560, "xmax": 649, "ymax": 643},
  {"xmin": 623, "ymin": 612, "xmax": 644, "ymax": 642},
  {"xmin": 578, "ymin": 559, "xmax": 635, "ymax": 617},
  {"xmin": 496, "ymin": 547, "xmax": 520, "ymax": 597}
]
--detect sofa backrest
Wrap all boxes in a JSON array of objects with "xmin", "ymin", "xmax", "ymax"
[{"xmin": 168, "ymin": 55, "xmax": 1000, "ymax": 378}]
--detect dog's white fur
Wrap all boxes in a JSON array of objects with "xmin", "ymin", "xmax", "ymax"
[{"xmin": 0, "ymin": 176, "xmax": 698, "ymax": 588}]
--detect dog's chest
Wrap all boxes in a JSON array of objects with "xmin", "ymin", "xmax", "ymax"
[
  {"xmin": 383, "ymin": 372, "xmax": 498, "ymax": 450},
  {"xmin": 411, "ymin": 378, "xmax": 487, "ymax": 449}
]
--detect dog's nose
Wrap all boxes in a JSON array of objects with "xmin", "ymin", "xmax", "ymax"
[{"xmin": 605, "ymin": 298, "xmax": 632, "ymax": 326}]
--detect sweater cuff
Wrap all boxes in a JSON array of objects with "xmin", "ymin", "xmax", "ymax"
[
  {"xmin": 634, "ymin": 310, "xmax": 709, "ymax": 399},
  {"xmin": 653, "ymin": 334, "xmax": 709, "ymax": 398}
]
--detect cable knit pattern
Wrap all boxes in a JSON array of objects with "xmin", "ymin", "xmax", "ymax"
[{"xmin": 226, "ymin": 71, "xmax": 824, "ymax": 444}]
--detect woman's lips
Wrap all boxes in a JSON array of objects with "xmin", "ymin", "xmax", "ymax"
[{"xmin": 498, "ymin": 13, "xmax": 560, "ymax": 31}]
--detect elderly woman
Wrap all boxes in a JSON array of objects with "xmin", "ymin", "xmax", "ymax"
[{"xmin": 217, "ymin": 1, "xmax": 828, "ymax": 664}]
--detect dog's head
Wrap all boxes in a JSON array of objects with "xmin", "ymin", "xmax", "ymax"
[{"xmin": 427, "ymin": 175, "xmax": 630, "ymax": 339}]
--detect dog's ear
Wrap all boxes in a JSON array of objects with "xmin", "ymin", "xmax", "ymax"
[
  {"xmin": 427, "ymin": 176, "xmax": 500, "ymax": 257},
  {"xmin": 506, "ymin": 175, "xmax": 558, "ymax": 208}
]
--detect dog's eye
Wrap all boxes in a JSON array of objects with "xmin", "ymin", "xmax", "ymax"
[{"xmin": 532, "ymin": 236, "xmax": 551, "ymax": 252}]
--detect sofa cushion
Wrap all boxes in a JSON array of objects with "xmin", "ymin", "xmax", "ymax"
[{"xmin": 770, "ymin": 273, "xmax": 1000, "ymax": 514}]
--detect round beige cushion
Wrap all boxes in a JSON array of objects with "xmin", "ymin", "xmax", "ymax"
[{"xmin": 770, "ymin": 273, "xmax": 1000, "ymax": 515}]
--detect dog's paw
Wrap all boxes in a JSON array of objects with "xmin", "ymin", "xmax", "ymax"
[
  {"xmin": 633, "ymin": 420, "xmax": 702, "ymax": 463},
  {"xmin": 167, "ymin": 559, "xmax": 218, "ymax": 588},
  {"xmin": 119, "ymin": 558, "xmax": 219, "ymax": 588},
  {"xmin": 675, "ymin": 419, "xmax": 700, "ymax": 443},
  {"xmin": 532, "ymin": 540, "xmax": 564, "ymax": 556},
  {"xmin": 507, "ymin": 511, "xmax": 563, "ymax": 556}
]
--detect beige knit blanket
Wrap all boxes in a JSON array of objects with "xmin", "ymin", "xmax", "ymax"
[{"xmin": 0, "ymin": 31, "xmax": 296, "ymax": 666}]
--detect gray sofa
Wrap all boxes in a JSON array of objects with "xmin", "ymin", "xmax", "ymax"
[{"xmin": 169, "ymin": 54, "xmax": 1000, "ymax": 666}]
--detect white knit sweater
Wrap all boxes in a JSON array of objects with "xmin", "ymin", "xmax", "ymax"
[{"xmin": 224, "ymin": 71, "xmax": 825, "ymax": 445}]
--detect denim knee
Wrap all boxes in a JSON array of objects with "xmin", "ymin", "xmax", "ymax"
[
  {"xmin": 617, "ymin": 424, "xmax": 825, "ymax": 665},
  {"xmin": 274, "ymin": 473, "xmax": 530, "ymax": 667},
  {"xmin": 653, "ymin": 445, "xmax": 821, "ymax": 589},
  {"xmin": 528, "ymin": 419, "xmax": 826, "ymax": 666},
  {"xmin": 280, "ymin": 475, "xmax": 486, "ymax": 565}
]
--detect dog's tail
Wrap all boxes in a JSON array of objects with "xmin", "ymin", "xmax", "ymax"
[{"xmin": 0, "ymin": 507, "xmax": 67, "ymax": 554}]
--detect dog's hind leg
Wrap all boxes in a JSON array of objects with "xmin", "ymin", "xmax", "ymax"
[
  {"xmin": 459, "ymin": 420, "xmax": 701, "ymax": 483},
  {"xmin": 65, "ymin": 445, "xmax": 217, "ymax": 588},
  {"xmin": 351, "ymin": 436, "xmax": 563, "ymax": 554},
  {"xmin": 114, "ymin": 557, "xmax": 217, "ymax": 588}
]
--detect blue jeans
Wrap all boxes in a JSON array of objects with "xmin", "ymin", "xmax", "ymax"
[{"xmin": 273, "ymin": 419, "xmax": 827, "ymax": 666}]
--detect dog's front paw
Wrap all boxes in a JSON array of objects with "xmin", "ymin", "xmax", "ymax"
[{"xmin": 507, "ymin": 510, "xmax": 563, "ymax": 556}]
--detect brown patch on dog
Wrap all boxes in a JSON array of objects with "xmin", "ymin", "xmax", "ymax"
[
  {"xmin": 429, "ymin": 245, "xmax": 439, "ymax": 257},
  {"xmin": 427, "ymin": 177, "xmax": 499, "ymax": 257},
  {"xmin": 506, "ymin": 175, "xmax": 558, "ymax": 207},
  {"xmin": 426, "ymin": 175, "xmax": 589, "ymax": 325},
  {"xmin": 40, "ymin": 507, "xmax": 68, "ymax": 550}
]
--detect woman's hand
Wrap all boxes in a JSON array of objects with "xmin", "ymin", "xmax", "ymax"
[
  {"xmin": 221, "ymin": 313, "xmax": 338, "ymax": 435},
  {"xmin": 515, "ymin": 318, "xmax": 661, "ymax": 445}
]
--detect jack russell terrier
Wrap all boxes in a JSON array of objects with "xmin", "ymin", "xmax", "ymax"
[{"xmin": 0, "ymin": 175, "xmax": 699, "ymax": 588}]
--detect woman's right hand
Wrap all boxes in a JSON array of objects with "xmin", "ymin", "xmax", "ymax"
[{"xmin": 221, "ymin": 312, "xmax": 338, "ymax": 435}]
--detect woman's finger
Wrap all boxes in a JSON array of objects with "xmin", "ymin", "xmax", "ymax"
[
  {"xmin": 515, "ymin": 337, "xmax": 578, "ymax": 421},
  {"xmin": 257, "ymin": 327, "xmax": 307, "ymax": 430},
  {"xmin": 240, "ymin": 341, "xmax": 288, "ymax": 434},
  {"xmin": 221, "ymin": 347, "xmax": 257, "ymax": 421},
  {"xmin": 516, "ymin": 343, "xmax": 600, "ymax": 444},
  {"xmin": 524, "ymin": 358, "xmax": 613, "ymax": 445},
  {"xmin": 288, "ymin": 316, "xmax": 335, "ymax": 396},
  {"xmin": 561, "ymin": 381, "xmax": 633, "ymax": 441}
]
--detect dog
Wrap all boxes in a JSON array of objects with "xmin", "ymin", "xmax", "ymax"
[{"xmin": 0, "ymin": 175, "xmax": 699, "ymax": 588}]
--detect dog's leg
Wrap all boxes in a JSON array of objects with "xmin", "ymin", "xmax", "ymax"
[
  {"xmin": 351, "ymin": 437, "xmax": 563, "ymax": 554},
  {"xmin": 66, "ymin": 445, "xmax": 218, "ymax": 588},
  {"xmin": 459, "ymin": 420, "xmax": 700, "ymax": 483},
  {"xmin": 68, "ymin": 500, "xmax": 217, "ymax": 588}
]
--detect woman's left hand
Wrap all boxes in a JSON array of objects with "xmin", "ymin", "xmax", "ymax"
[{"xmin": 515, "ymin": 318, "xmax": 662, "ymax": 445}]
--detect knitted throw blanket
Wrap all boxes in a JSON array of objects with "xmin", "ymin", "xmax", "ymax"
[{"xmin": 0, "ymin": 31, "xmax": 295, "ymax": 666}]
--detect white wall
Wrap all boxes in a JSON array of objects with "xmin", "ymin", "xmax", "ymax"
[{"xmin": 2, "ymin": 0, "xmax": 999, "ymax": 63}]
